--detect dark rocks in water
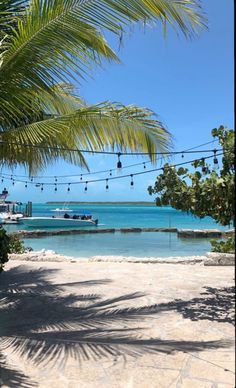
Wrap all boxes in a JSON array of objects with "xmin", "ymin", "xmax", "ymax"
[
  {"xmin": 120, "ymin": 228, "xmax": 142, "ymax": 233},
  {"xmin": 15, "ymin": 227, "xmax": 231, "ymax": 239},
  {"xmin": 177, "ymin": 229, "xmax": 223, "ymax": 238}
]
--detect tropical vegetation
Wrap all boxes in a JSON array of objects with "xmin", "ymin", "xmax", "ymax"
[
  {"xmin": 0, "ymin": 227, "xmax": 9, "ymax": 272},
  {"xmin": 0, "ymin": 0, "xmax": 206, "ymax": 174},
  {"xmin": 148, "ymin": 126, "xmax": 235, "ymax": 252},
  {"xmin": 0, "ymin": 228, "xmax": 25, "ymax": 271}
]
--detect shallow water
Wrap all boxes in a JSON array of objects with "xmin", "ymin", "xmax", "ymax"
[
  {"xmin": 23, "ymin": 232, "xmax": 213, "ymax": 258},
  {"xmin": 4, "ymin": 204, "xmax": 229, "ymax": 258}
]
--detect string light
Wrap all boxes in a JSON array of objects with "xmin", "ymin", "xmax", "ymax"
[
  {"xmin": 105, "ymin": 179, "xmax": 109, "ymax": 191},
  {"xmin": 117, "ymin": 152, "xmax": 122, "ymax": 170},
  {"xmin": 0, "ymin": 141, "xmax": 225, "ymax": 182},
  {"xmin": 67, "ymin": 183, "xmax": 71, "ymax": 192},
  {"xmin": 109, "ymin": 170, "xmax": 112, "ymax": 176},
  {"xmin": 41, "ymin": 184, "xmax": 44, "ymax": 192},
  {"xmin": 80, "ymin": 174, "xmax": 83, "ymax": 181},
  {"xmin": 130, "ymin": 174, "xmax": 134, "ymax": 189},
  {"xmin": 0, "ymin": 151, "xmax": 228, "ymax": 193},
  {"xmin": 201, "ymin": 158, "xmax": 207, "ymax": 175},
  {"xmin": 84, "ymin": 181, "xmax": 88, "ymax": 192},
  {"xmin": 143, "ymin": 162, "xmax": 146, "ymax": 169},
  {"xmin": 25, "ymin": 182, "xmax": 27, "ymax": 188},
  {"xmin": 213, "ymin": 149, "xmax": 219, "ymax": 170},
  {"xmin": 0, "ymin": 139, "xmax": 220, "ymax": 156},
  {"xmin": 54, "ymin": 184, "xmax": 57, "ymax": 192}
]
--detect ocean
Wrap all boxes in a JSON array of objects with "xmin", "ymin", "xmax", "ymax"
[{"xmin": 4, "ymin": 203, "xmax": 230, "ymax": 258}]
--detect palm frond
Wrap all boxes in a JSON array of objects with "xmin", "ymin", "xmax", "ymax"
[
  {"xmin": 0, "ymin": 101, "xmax": 171, "ymax": 173},
  {"xmin": 0, "ymin": 0, "xmax": 206, "ymax": 119},
  {"xmin": 0, "ymin": 0, "xmax": 206, "ymax": 171}
]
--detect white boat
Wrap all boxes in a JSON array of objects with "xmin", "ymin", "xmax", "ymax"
[
  {"xmin": 21, "ymin": 216, "xmax": 98, "ymax": 228},
  {"xmin": 0, "ymin": 189, "xmax": 24, "ymax": 224},
  {"xmin": 52, "ymin": 207, "xmax": 72, "ymax": 212},
  {"xmin": 21, "ymin": 209, "xmax": 98, "ymax": 228}
]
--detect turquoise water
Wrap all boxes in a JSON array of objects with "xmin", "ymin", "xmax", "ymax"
[{"xmin": 4, "ymin": 203, "xmax": 229, "ymax": 258}]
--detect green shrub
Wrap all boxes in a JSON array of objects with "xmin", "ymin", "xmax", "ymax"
[
  {"xmin": 0, "ymin": 228, "xmax": 25, "ymax": 272},
  {"xmin": 0, "ymin": 227, "xmax": 10, "ymax": 272},
  {"xmin": 210, "ymin": 236, "xmax": 235, "ymax": 253},
  {"xmin": 8, "ymin": 233, "xmax": 25, "ymax": 254}
]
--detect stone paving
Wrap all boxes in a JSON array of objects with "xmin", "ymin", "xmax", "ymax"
[{"xmin": 0, "ymin": 260, "xmax": 235, "ymax": 387}]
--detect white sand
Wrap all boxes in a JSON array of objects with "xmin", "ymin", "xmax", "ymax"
[
  {"xmin": 9, "ymin": 250, "xmax": 208, "ymax": 263},
  {"xmin": 0, "ymin": 255, "xmax": 235, "ymax": 387}
]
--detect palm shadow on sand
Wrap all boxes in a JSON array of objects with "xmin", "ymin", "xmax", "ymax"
[
  {"xmin": 0, "ymin": 265, "xmax": 233, "ymax": 386},
  {"xmin": 161, "ymin": 286, "xmax": 235, "ymax": 325}
]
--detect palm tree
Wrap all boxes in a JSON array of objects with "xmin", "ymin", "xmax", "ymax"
[{"xmin": 0, "ymin": 0, "xmax": 206, "ymax": 173}]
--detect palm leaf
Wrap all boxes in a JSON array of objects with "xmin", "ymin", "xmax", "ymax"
[
  {"xmin": 0, "ymin": 102, "xmax": 171, "ymax": 173},
  {"xmin": 0, "ymin": 0, "xmax": 206, "ymax": 171},
  {"xmin": 0, "ymin": 0, "xmax": 206, "ymax": 122}
]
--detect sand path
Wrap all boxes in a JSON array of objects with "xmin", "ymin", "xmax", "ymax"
[{"xmin": 0, "ymin": 259, "xmax": 235, "ymax": 387}]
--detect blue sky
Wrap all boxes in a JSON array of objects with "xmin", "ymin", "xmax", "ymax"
[{"xmin": 2, "ymin": 0, "xmax": 234, "ymax": 203}]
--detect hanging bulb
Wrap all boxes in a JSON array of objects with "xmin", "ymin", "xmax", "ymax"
[
  {"xmin": 143, "ymin": 162, "xmax": 146, "ymax": 169},
  {"xmin": 12, "ymin": 180, "xmax": 15, "ymax": 186},
  {"xmin": 80, "ymin": 174, "xmax": 83, "ymax": 181},
  {"xmin": 30, "ymin": 177, "xmax": 33, "ymax": 182},
  {"xmin": 25, "ymin": 182, "xmax": 28, "ymax": 188},
  {"xmin": 54, "ymin": 177, "xmax": 58, "ymax": 183},
  {"xmin": 109, "ymin": 170, "xmax": 112, "ymax": 176},
  {"xmin": 181, "ymin": 152, "xmax": 184, "ymax": 158},
  {"xmin": 41, "ymin": 184, "xmax": 44, "ymax": 192},
  {"xmin": 213, "ymin": 150, "xmax": 219, "ymax": 170},
  {"xmin": 10, "ymin": 175, "xmax": 13, "ymax": 181},
  {"xmin": 1, "ymin": 178, "xmax": 4, "ymax": 183},
  {"xmin": 54, "ymin": 184, "xmax": 57, "ymax": 192},
  {"xmin": 201, "ymin": 158, "xmax": 207, "ymax": 175},
  {"xmin": 117, "ymin": 152, "xmax": 122, "ymax": 173},
  {"xmin": 106, "ymin": 179, "xmax": 109, "ymax": 192},
  {"xmin": 130, "ymin": 174, "xmax": 134, "ymax": 189},
  {"xmin": 84, "ymin": 181, "xmax": 88, "ymax": 192},
  {"xmin": 67, "ymin": 184, "xmax": 71, "ymax": 192}
]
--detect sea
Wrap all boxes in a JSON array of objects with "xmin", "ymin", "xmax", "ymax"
[{"xmin": 4, "ymin": 203, "xmax": 231, "ymax": 258}]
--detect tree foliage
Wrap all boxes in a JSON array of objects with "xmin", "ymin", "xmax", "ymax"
[
  {"xmin": 0, "ymin": 227, "xmax": 10, "ymax": 272},
  {"xmin": 0, "ymin": 0, "xmax": 206, "ymax": 173},
  {"xmin": 0, "ymin": 228, "xmax": 25, "ymax": 272},
  {"xmin": 148, "ymin": 126, "xmax": 235, "ymax": 226},
  {"xmin": 210, "ymin": 237, "xmax": 235, "ymax": 254}
]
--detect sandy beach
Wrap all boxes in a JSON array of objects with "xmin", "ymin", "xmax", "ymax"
[{"xmin": 0, "ymin": 254, "xmax": 235, "ymax": 388}]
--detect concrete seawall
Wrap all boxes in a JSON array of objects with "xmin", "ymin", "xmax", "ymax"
[{"xmin": 15, "ymin": 227, "xmax": 234, "ymax": 239}]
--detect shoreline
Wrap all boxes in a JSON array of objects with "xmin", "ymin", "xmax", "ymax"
[
  {"xmin": 9, "ymin": 251, "xmax": 235, "ymax": 265},
  {"xmin": 9, "ymin": 251, "xmax": 207, "ymax": 263}
]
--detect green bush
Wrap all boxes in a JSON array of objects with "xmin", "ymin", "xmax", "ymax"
[
  {"xmin": 210, "ymin": 236, "xmax": 235, "ymax": 253},
  {"xmin": 0, "ymin": 227, "xmax": 10, "ymax": 272},
  {"xmin": 0, "ymin": 228, "xmax": 25, "ymax": 272},
  {"xmin": 8, "ymin": 233, "xmax": 25, "ymax": 254}
]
